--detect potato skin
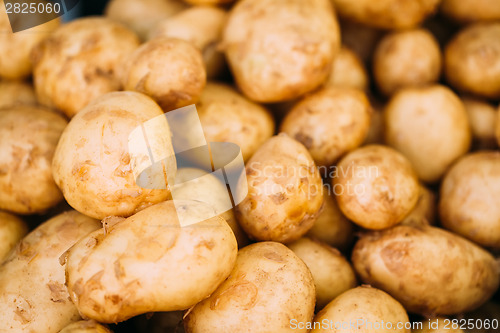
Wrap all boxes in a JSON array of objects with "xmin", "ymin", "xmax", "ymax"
[
  {"xmin": 0, "ymin": 81, "xmax": 37, "ymax": 109},
  {"xmin": 0, "ymin": 211, "xmax": 101, "ymax": 333},
  {"xmin": 325, "ymin": 47, "xmax": 368, "ymax": 91},
  {"xmin": 184, "ymin": 241, "xmax": 316, "ymax": 333},
  {"xmin": 235, "ymin": 134, "xmax": 324, "ymax": 243},
  {"xmin": 65, "ymin": 200, "xmax": 238, "ymax": 323},
  {"xmin": 352, "ymin": 225, "xmax": 500, "ymax": 315},
  {"xmin": 223, "ymin": 0, "xmax": 340, "ymax": 102},
  {"xmin": 440, "ymin": 0, "xmax": 500, "ymax": 23},
  {"xmin": 59, "ymin": 320, "xmax": 112, "ymax": 333},
  {"xmin": 0, "ymin": 211, "xmax": 28, "ymax": 261},
  {"xmin": 462, "ymin": 97, "xmax": 498, "ymax": 149},
  {"xmin": 400, "ymin": 184, "xmax": 436, "ymax": 227}
]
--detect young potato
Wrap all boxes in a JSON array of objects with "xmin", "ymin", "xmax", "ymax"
[
  {"xmin": 65, "ymin": 200, "xmax": 237, "ymax": 323},
  {"xmin": 384, "ymin": 85, "xmax": 471, "ymax": 183},
  {"xmin": 52, "ymin": 91, "xmax": 174, "ymax": 220},
  {"xmin": 0, "ymin": 211, "xmax": 28, "ymax": 261},
  {"xmin": 59, "ymin": 320, "xmax": 112, "ymax": 333},
  {"xmin": 184, "ymin": 242, "xmax": 316, "ymax": 333},
  {"xmin": 352, "ymin": 225, "xmax": 500, "ymax": 315},
  {"xmin": 31, "ymin": 17, "xmax": 140, "ymax": 118},
  {"xmin": 287, "ymin": 237, "xmax": 357, "ymax": 310},
  {"xmin": 462, "ymin": 97, "xmax": 498, "ymax": 149},
  {"xmin": 280, "ymin": 88, "xmax": 371, "ymax": 167},
  {"xmin": 340, "ymin": 20, "xmax": 382, "ymax": 65},
  {"xmin": 0, "ymin": 81, "xmax": 37, "ymax": 109},
  {"xmin": 235, "ymin": 134, "xmax": 323, "ymax": 243},
  {"xmin": 311, "ymin": 286, "xmax": 410, "ymax": 333},
  {"xmin": 333, "ymin": 145, "xmax": 419, "ymax": 230},
  {"xmin": 223, "ymin": 0, "xmax": 340, "ymax": 102},
  {"xmin": 196, "ymin": 82, "xmax": 275, "ymax": 162},
  {"xmin": 121, "ymin": 37, "xmax": 206, "ymax": 111},
  {"xmin": 439, "ymin": 151, "xmax": 500, "ymax": 248},
  {"xmin": 324, "ymin": 47, "xmax": 369, "ymax": 91},
  {"xmin": 444, "ymin": 22, "xmax": 500, "ymax": 100},
  {"xmin": 400, "ymin": 184, "xmax": 436, "ymax": 227},
  {"xmin": 0, "ymin": 211, "xmax": 100, "ymax": 333},
  {"xmin": 413, "ymin": 317, "xmax": 464, "ymax": 333},
  {"xmin": 0, "ymin": 106, "xmax": 67, "ymax": 214},
  {"xmin": 373, "ymin": 29, "xmax": 442, "ymax": 96},
  {"xmin": 440, "ymin": 0, "xmax": 500, "ymax": 23}
]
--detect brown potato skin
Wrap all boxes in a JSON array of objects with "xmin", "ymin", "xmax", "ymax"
[
  {"xmin": 400, "ymin": 184, "xmax": 436, "ymax": 227},
  {"xmin": 340, "ymin": 20, "xmax": 382, "ymax": 66},
  {"xmin": 352, "ymin": 225, "xmax": 500, "ymax": 315},
  {"xmin": 325, "ymin": 47, "xmax": 369, "ymax": 91},
  {"xmin": 463, "ymin": 97, "xmax": 498, "ymax": 149},
  {"xmin": 0, "ymin": 81, "xmax": 37, "ymax": 109},
  {"xmin": 0, "ymin": 211, "xmax": 28, "ymax": 261},
  {"xmin": 440, "ymin": 0, "xmax": 500, "ymax": 23}
]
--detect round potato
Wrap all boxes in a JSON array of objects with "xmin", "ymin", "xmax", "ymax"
[
  {"xmin": 462, "ymin": 97, "xmax": 498, "ymax": 149},
  {"xmin": 59, "ymin": 320, "xmax": 112, "ymax": 333},
  {"xmin": 400, "ymin": 184, "xmax": 436, "ymax": 227},
  {"xmin": 352, "ymin": 225, "xmax": 500, "ymax": 315},
  {"xmin": 333, "ymin": 145, "xmax": 419, "ymax": 230},
  {"xmin": 223, "ymin": 0, "xmax": 340, "ymax": 102},
  {"xmin": 65, "ymin": 200, "xmax": 238, "ymax": 323},
  {"xmin": 280, "ymin": 87, "xmax": 371, "ymax": 167},
  {"xmin": 235, "ymin": 134, "xmax": 323, "ymax": 243},
  {"xmin": 0, "ymin": 81, "xmax": 37, "ymax": 109},
  {"xmin": 440, "ymin": 0, "xmax": 500, "ymax": 23},
  {"xmin": 384, "ymin": 85, "xmax": 471, "ymax": 183},
  {"xmin": 0, "ymin": 106, "xmax": 67, "ymax": 214},
  {"xmin": 31, "ymin": 17, "xmax": 140, "ymax": 118},
  {"xmin": 325, "ymin": 47, "xmax": 369, "ymax": 91},
  {"xmin": 413, "ymin": 318, "xmax": 464, "ymax": 333},
  {"xmin": 184, "ymin": 241, "xmax": 316, "ymax": 333},
  {"xmin": 0, "ymin": 211, "xmax": 27, "ymax": 261}
]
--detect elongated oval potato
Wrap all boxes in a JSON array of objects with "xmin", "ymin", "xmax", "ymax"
[
  {"xmin": 59, "ymin": 320, "xmax": 112, "ymax": 333},
  {"xmin": 65, "ymin": 200, "xmax": 237, "ymax": 323},
  {"xmin": 235, "ymin": 134, "xmax": 323, "ymax": 243},
  {"xmin": 352, "ymin": 225, "xmax": 500, "ymax": 315},
  {"xmin": 184, "ymin": 241, "xmax": 316, "ymax": 333},
  {"xmin": 400, "ymin": 184, "xmax": 436, "ymax": 227},
  {"xmin": 0, "ymin": 81, "xmax": 37, "ymax": 109},
  {"xmin": 223, "ymin": 0, "xmax": 340, "ymax": 102},
  {"xmin": 324, "ymin": 47, "xmax": 368, "ymax": 91},
  {"xmin": 0, "ymin": 211, "xmax": 100, "ymax": 333},
  {"xmin": 462, "ymin": 97, "xmax": 498, "ymax": 149},
  {"xmin": 0, "ymin": 211, "xmax": 28, "ymax": 261},
  {"xmin": 440, "ymin": 0, "xmax": 500, "ymax": 23},
  {"xmin": 311, "ymin": 286, "xmax": 410, "ymax": 333},
  {"xmin": 413, "ymin": 317, "xmax": 464, "ymax": 333}
]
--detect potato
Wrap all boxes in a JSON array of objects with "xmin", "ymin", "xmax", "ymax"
[
  {"xmin": 311, "ymin": 286, "xmax": 410, "ymax": 333},
  {"xmin": 0, "ymin": 210, "xmax": 27, "ymax": 261},
  {"xmin": 352, "ymin": 225, "xmax": 500, "ymax": 315},
  {"xmin": 384, "ymin": 85, "xmax": 471, "ymax": 183},
  {"xmin": 0, "ymin": 106, "xmax": 67, "ymax": 214},
  {"xmin": 288, "ymin": 237, "xmax": 357, "ymax": 309},
  {"xmin": 331, "ymin": 0, "xmax": 441, "ymax": 29},
  {"xmin": 223, "ymin": 0, "xmax": 340, "ymax": 102},
  {"xmin": 462, "ymin": 97, "xmax": 498, "ymax": 149},
  {"xmin": 373, "ymin": 29, "xmax": 442, "ymax": 96},
  {"xmin": 0, "ymin": 81, "xmax": 37, "ymax": 109},
  {"xmin": 413, "ymin": 318, "xmax": 464, "ymax": 333},
  {"xmin": 400, "ymin": 184, "xmax": 436, "ymax": 227},
  {"xmin": 183, "ymin": 0, "xmax": 234, "ymax": 5},
  {"xmin": 340, "ymin": 20, "xmax": 382, "ymax": 65},
  {"xmin": 440, "ymin": 0, "xmax": 500, "ymax": 23},
  {"xmin": 444, "ymin": 22, "xmax": 500, "ymax": 100},
  {"xmin": 196, "ymin": 82, "xmax": 274, "ymax": 161},
  {"xmin": 52, "ymin": 91, "xmax": 174, "ymax": 220},
  {"xmin": 121, "ymin": 37, "xmax": 206, "ymax": 111},
  {"xmin": 0, "ymin": 211, "xmax": 100, "ymax": 332},
  {"xmin": 333, "ymin": 145, "xmax": 419, "ymax": 230},
  {"xmin": 31, "ymin": 17, "xmax": 140, "ymax": 118},
  {"xmin": 363, "ymin": 98, "xmax": 385, "ymax": 145},
  {"xmin": 65, "ymin": 200, "xmax": 237, "ymax": 323},
  {"xmin": 280, "ymin": 88, "xmax": 371, "ymax": 167},
  {"xmin": 324, "ymin": 47, "xmax": 369, "ymax": 91},
  {"xmin": 184, "ymin": 241, "xmax": 316, "ymax": 333},
  {"xmin": 439, "ymin": 151, "xmax": 500, "ymax": 248},
  {"xmin": 59, "ymin": 320, "xmax": 112, "ymax": 333},
  {"xmin": 235, "ymin": 134, "xmax": 323, "ymax": 243}
]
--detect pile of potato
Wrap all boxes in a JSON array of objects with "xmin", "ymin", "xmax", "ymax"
[{"xmin": 0, "ymin": 0, "xmax": 500, "ymax": 332}]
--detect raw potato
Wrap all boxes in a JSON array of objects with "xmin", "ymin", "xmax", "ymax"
[
  {"xmin": 352, "ymin": 225, "xmax": 500, "ymax": 315},
  {"xmin": 373, "ymin": 29, "xmax": 442, "ymax": 96},
  {"xmin": 440, "ymin": 0, "xmax": 500, "ymax": 23},
  {"xmin": 184, "ymin": 242, "xmax": 316, "ymax": 333},
  {"xmin": 333, "ymin": 145, "xmax": 419, "ymax": 230},
  {"xmin": 0, "ymin": 106, "xmax": 67, "ymax": 214},
  {"xmin": 121, "ymin": 37, "xmax": 206, "ymax": 111},
  {"xmin": 413, "ymin": 318, "xmax": 464, "ymax": 333},
  {"xmin": 340, "ymin": 20, "xmax": 382, "ymax": 65},
  {"xmin": 287, "ymin": 237, "xmax": 357, "ymax": 309},
  {"xmin": 384, "ymin": 85, "xmax": 471, "ymax": 183},
  {"xmin": 196, "ymin": 83, "xmax": 275, "ymax": 161},
  {"xmin": 0, "ymin": 210, "xmax": 28, "ymax": 260},
  {"xmin": 235, "ymin": 134, "xmax": 324, "ymax": 243},
  {"xmin": 400, "ymin": 184, "xmax": 436, "ymax": 227},
  {"xmin": 59, "ymin": 320, "xmax": 112, "ymax": 333},
  {"xmin": 0, "ymin": 211, "xmax": 101, "ymax": 333},
  {"xmin": 324, "ymin": 47, "xmax": 369, "ymax": 91},
  {"xmin": 363, "ymin": 101, "xmax": 384, "ymax": 145},
  {"xmin": 65, "ymin": 200, "xmax": 237, "ymax": 323},
  {"xmin": 311, "ymin": 286, "xmax": 410, "ymax": 333},
  {"xmin": 445, "ymin": 22, "xmax": 500, "ymax": 100},
  {"xmin": 52, "ymin": 91, "xmax": 174, "ymax": 220},
  {"xmin": 439, "ymin": 151, "xmax": 500, "ymax": 248},
  {"xmin": 462, "ymin": 97, "xmax": 498, "ymax": 149},
  {"xmin": 0, "ymin": 81, "xmax": 37, "ymax": 109},
  {"xmin": 31, "ymin": 17, "xmax": 140, "ymax": 118},
  {"xmin": 280, "ymin": 87, "xmax": 371, "ymax": 167},
  {"xmin": 223, "ymin": 0, "xmax": 340, "ymax": 102}
]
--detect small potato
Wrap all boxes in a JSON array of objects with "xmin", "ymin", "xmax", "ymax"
[
  {"xmin": 340, "ymin": 20, "xmax": 382, "ymax": 65},
  {"xmin": 121, "ymin": 37, "xmax": 206, "ymax": 111},
  {"xmin": 400, "ymin": 184, "xmax": 436, "ymax": 227},
  {"xmin": 288, "ymin": 237, "xmax": 357, "ymax": 309},
  {"xmin": 413, "ymin": 318, "xmax": 464, "ymax": 333},
  {"xmin": 444, "ymin": 22, "xmax": 500, "ymax": 100},
  {"xmin": 462, "ymin": 97, "xmax": 498, "ymax": 149},
  {"xmin": 0, "ymin": 211, "xmax": 28, "ymax": 261},
  {"xmin": 439, "ymin": 151, "xmax": 500, "ymax": 248},
  {"xmin": 223, "ymin": 0, "xmax": 340, "ymax": 102},
  {"xmin": 31, "ymin": 17, "xmax": 140, "ymax": 118},
  {"xmin": 0, "ymin": 106, "xmax": 67, "ymax": 214},
  {"xmin": 384, "ymin": 85, "xmax": 471, "ymax": 183},
  {"xmin": 196, "ymin": 82, "xmax": 275, "ymax": 161},
  {"xmin": 59, "ymin": 320, "xmax": 112, "ymax": 333},
  {"xmin": 184, "ymin": 242, "xmax": 316, "ymax": 333},
  {"xmin": 373, "ymin": 29, "xmax": 442, "ymax": 96},
  {"xmin": 352, "ymin": 225, "xmax": 500, "ymax": 315},
  {"xmin": 280, "ymin": 88, "xmax": 371, "ymax": 167},
  {"xmin": 324, "ymin": 47, "xmax": 369, "ymax": 91},
  {"xmin": 333, "ymin": 145, "xmax": 419, "ymax": 230},
  {"xmin": 0, "ymin": 81, "xmax": 37, "ymax": 109},
  {"xmin": 0, "ymin": 211, "xmax": 101, "ymax": 333},
  {"xmin": 235, "ymin": 134, "xmax": 323, "ymax": 243},
  {"xmin": 311, "ymin": 286, "xmax": 410, "ymax": 333},
  {"xmin": 440, "ymin": 0, "xmax": 500, "ymax": 23}
]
